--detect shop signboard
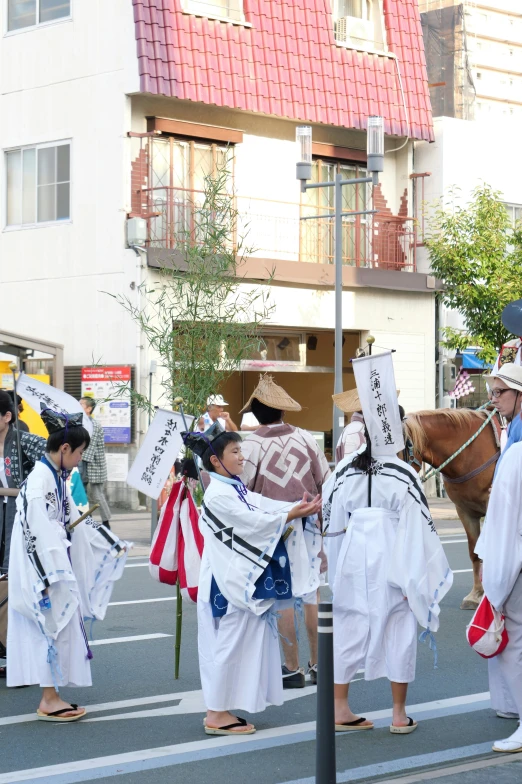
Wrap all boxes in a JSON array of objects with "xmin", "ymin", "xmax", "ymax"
[{"xmin": 81, "ymin": 366, "xmax": 132, "ymax": 444}]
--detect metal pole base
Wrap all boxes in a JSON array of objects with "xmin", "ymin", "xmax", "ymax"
[{"xmin": 316, "ymin": 601, "xmax": 336, "ymax": 784}]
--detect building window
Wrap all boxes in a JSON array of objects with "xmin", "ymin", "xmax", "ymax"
[
  {"xmin": 140, "ymin": 136, "xmax": 233, "ymax": 248},
  {"xmin": 184, "ymin": 0, "xmax": 243, "ymax": 22},
  {"xmin": 505, "ymin": 203, "xmax": 522, "ymax": 229},
  {"xmin": 333, "ymin": 0, "xmax": 385, "ymax": 51},
  {"xmin": 7, "ymin": 0, "xmax": 71, "ymax": 31},
  {"xmin": 301, "ymin": 159, "xmax": 371, "ymax": 266},
  {"xmin": 5, "ymin": 142, "xmax": 71, "ymax": 227}
]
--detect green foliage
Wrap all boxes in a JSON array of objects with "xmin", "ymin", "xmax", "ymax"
[
  {"xmin": 110, "ymin": 156, "xmax": 273, "ymax": 423},
  {"xmin": 425, "ymin": 184, "xmax": 522, "ymax": 362}
]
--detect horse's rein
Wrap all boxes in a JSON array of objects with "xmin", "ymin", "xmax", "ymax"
[{"xmin": 404, "ymin": 407, "xmax": 499, "ymax": 484}]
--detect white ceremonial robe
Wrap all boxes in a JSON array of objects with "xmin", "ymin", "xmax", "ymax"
[
  {"xmin": 323, "ymin": 451, "xmax": 452, "ymax": 684},
  {"xmin": 198, "ymin": 474, "xmax": 319, "ymax": 713},
  {"xmin": 7, "ymin": 460, "xmax": 130, "ymax": 688},
  {"xmin": 476, "ymin": 442, "xmax": 522, "ymax": 717}
]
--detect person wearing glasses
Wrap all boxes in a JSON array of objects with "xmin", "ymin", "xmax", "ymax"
[{"xmin": 486, "ymin": 364, "xmax": 522, "ymax": 451}]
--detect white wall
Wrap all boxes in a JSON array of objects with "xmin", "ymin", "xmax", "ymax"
[
  {"xmin": 0, "ymin": 0, "xmax": 140, "ymax": 367},
  {"xmin": 415, "ymin": 115, "xmax": 522, "ymax": 276}
]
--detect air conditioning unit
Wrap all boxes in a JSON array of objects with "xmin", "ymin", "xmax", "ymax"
[
  {"xmin": 443, "ymin": 363, "xmax": 457, "ymax": 392},
  {"xmin": 335, "ymin": 16, "xmax": 375, "ymax": 48}
]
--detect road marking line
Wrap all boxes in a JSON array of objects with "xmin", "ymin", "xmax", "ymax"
[
  {"xmin": 441, "ymin": 539, "xmax": 467, "ymax": 544},
  {"xmin": 280, "ymin": 741, "xmax": 497, "ymax": 784},
  {"xmin": 376, "ymin": 749, "xmax": 522, "ymax": 784},
  {"xmin": 0, "ymin": 692, "xmax": 492, "ymax": 782},
  {"xmin": 452, "ymin": 569, "xmax": 473, "ymax": 574},
  {"xmin": 124, "ymin": 562, "xmax": 149, "ymax": 569},
  {"xmin": 108, "ymin": 597, "xmax": 176, "ymax": 606},
  {"xmin": 90, "ymin": 633, "xmax": 172, "ymax": 646}
]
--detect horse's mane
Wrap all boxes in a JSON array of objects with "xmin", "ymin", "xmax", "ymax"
[{"xmin": 404, "ymin": 408, "xmax": 487, "ymax": 455}]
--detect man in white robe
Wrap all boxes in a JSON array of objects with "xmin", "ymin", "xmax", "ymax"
[
  {"xmin": 7, "ymin": 409, "xmax": 129, "ymax": 721},
  {"xmin": 324, "ymin": 353, "xmax": 451, "ymax": 734},
  {"xmin": 476, "ymin": 442, "xmax": 522, "ymax": 753},
  {"xmin": 183, "ymin": 423, "xmax": 321, "ymax": 736}
]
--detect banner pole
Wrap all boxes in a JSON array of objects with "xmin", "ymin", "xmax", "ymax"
[{"xmin": 9, "ymin": 364, "xmax": 24, "ymax": 476}]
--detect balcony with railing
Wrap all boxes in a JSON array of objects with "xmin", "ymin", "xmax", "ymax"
[{"xmin": 137, "ymin": 186, "xmax": 417, "ymax": 273}]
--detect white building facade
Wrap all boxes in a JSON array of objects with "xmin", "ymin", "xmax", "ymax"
[{"xmin": 1, "ymin": 0, "xmax": 438, "ymax": 505}]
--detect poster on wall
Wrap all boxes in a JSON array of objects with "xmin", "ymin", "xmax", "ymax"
[{"xmin": 81, "ymin": 366, "xmax": 132, "ymax": 444}]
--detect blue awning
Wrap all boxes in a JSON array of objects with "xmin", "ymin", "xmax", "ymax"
[{"xmin": 460, "ymin": 349, "xmax": 492, "ymax": 371}]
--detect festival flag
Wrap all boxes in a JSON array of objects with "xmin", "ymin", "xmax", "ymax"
[
  {"xmin": 450, "ymin": 369, "xmax": 476, "ymax": 400},
  {"xmin": 127, "ymin": 409, "xmax": 193, "ymax": 500},
  {"xmin": 352, "ymin": 350, "xmax": 404, "ymax": 456},
  {"xmin": 16, "ymin": 373, "xmax": 92, "ymax": 434},
  {"xmin": 149, "ymin": 480, "xmax": 203, "ymax": 602}
]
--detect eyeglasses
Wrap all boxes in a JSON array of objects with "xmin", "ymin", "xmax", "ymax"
[{"xmin": 490, "ymin": 388, "xmax": 514, "ymax": 399}]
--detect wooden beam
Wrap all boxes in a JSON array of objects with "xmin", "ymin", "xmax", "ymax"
[{"xmin": 146, "ymin": 117, "xmax": 243, "ymax": 144}]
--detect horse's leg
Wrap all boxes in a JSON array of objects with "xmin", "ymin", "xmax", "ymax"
[{"xmin": 455, "ymin": 505, "xmax": 484, "ymax": 610}]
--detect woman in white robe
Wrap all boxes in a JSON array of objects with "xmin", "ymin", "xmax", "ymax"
[
  {"xmin": 184, "ymin": 424, "xmax": 321, "ymax": 736},
  {"xmin": 7, "ymin": 409, "xmax": 129, "ymax": 722},
  {"xmin": 475, "ymin": 441, "xmax": 522, "ymax": 753},
  {"xmin": 323, "ymin": 443, "xmax": 452, "ymax": 734}
]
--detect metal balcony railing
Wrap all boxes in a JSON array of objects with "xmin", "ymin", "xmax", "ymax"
[{"xmin": 136, "ymin": 186, "xmax": 416, "ymax": 272}]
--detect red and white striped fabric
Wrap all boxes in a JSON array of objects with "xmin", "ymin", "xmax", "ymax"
[
  {"xmin": 149, "ymin": 480, "xmax": 204, "ymax": 602},
  {"xmin": 466, "ymin": 594, "xmax": 509, "ymax": 659}
]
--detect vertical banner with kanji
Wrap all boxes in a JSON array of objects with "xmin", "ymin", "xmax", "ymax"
[
  {"xmin": 126, "ymin": 410, "xmax": 193, "ymax": 499},
  {"xmin": 352, "ymin": 351, "xmax": 404, "ymax": 456}
]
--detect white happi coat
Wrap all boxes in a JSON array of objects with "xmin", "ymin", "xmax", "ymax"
[
  {"xmin": 323, "ymin": 449, "xmax": 452, "ymax": 684},
  {"xmin": 476, "ymin": 442, "xmax": 522, "ymax": 717},
  {"xmin": 198, "ymin": 474, "xmax": 319, "ymax": 713},
  {"xmin": 7, "ymin": 459, "xmax": 129, "ymax": 688}
]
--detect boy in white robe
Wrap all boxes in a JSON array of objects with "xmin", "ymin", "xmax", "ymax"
[
  {"xmin": 183, "ymin": 423, "xmax": 321, "ymax": 736},
  {"xmin": 475, "ymin": 441, "xmax": 522, "ymax": 753},
  {"xmin": 323, "ymin": 437, "xmax": 452, "ymax": 734},
  {"xmin": 7, "ymin": 408, "xmax": 130, "ymax": 721}
]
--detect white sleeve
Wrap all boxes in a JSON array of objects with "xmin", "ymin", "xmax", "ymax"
[
  {"xmin": 478, "ymin": 444, "xmax": 522, "ymax": 611},
  {"xmin": 69, "ymin": 495, "xmax": 131, "ymax": 620},
  {"xmin": 388, "ymin": 490, "xmax": 453, "ymax": 632}
]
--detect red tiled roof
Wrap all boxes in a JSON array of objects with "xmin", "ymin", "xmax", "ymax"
[{"xmin": 132, "ymin": 0, "xmax": 434, "ymax": 143}]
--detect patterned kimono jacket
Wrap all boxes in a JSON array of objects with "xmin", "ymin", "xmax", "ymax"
[{"xmin": 7, "ymin": 456, "xmax": 130, "ymax": 688}]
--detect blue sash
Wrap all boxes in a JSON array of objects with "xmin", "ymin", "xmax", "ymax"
[{"xmin": 210, "ymin": 538, "xmax": 292, "ymax": 618}]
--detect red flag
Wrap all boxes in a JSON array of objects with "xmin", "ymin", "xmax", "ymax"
[{"xmin": 149, "ymin": 480, "xmax": 204, "ymax": 601}]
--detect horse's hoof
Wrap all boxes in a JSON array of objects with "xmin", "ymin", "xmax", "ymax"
[{"xmin": 460, "ymin": 599, "xmax": 479, "ymax": 611}]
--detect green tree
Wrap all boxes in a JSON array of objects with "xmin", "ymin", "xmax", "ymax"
[
  {"xmin": 425, "ymin": 184, "xmax": 522, "ymax": 363},
  {"xmin": 110, "ymin": 156, "xmax": 273, "ymax": 419}
]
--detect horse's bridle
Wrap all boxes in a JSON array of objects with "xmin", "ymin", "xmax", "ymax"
[{"xmin": 403, "ymin": 435, "xmax": 423, "ymax": 471}]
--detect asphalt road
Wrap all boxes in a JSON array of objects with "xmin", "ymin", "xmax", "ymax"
[{"xmin": 0, "ymin": 536, "xmax": 520, "ymax": 784}]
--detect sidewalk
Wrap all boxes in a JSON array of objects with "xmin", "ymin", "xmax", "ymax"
[{"xmin": 110, "ymin": 496, "xmax": 463, "ymax": 559}]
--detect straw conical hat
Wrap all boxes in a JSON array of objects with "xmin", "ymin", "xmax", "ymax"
[
  {"xmin": 333, "ymin": 388, "xmax": 400, "ymax": 414},
  {"xmin": 240, "ymin": 374, "xmax": 302, "ymax": 413}
]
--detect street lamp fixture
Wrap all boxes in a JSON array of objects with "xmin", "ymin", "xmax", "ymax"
[
  {"xmin": 366, "ymin": 116, "xmax": 384, "ymax": 175},
  {"xmin": 296, "ymin": 125, "xmax": 312, "ymax": 189},
  {"xmin": 295, "ymin": 118, "xmax": 384, "ymax": 451}
]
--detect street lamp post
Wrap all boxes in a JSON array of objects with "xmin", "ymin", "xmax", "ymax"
[{"xmin": 296, "ymin": 118, "xmax": 384, "ymax": 452}]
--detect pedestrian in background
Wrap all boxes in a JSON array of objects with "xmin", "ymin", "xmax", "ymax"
[
  {"xmin": 79, "ymin": 397, "xmax": 112, "ymax": 530},
  {"xmin": 6, "ymin": 392, "xmax": 29, "ymax": 433},
  {"xmin": 198, "ymin": 395, "xmax": 238, "ymax": 432},
  {"xmin": 0, "ymin": 391, "xmax": 45, "ymax": 571}
]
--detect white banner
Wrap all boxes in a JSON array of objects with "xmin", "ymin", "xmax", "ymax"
[
  {"xmin": 352, "ymin": 351, "xmax": 404, "ymax": 457},
  {"xmin": 16, "ymin": 373, "xmax": 93, "ymax": 435},
  {"xmin": 126, "ymin": 410, "xmax": 193, "ymax": 499}
]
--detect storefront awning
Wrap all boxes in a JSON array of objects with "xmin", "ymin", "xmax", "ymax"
[{"xmin": 460, "ymin": 349, "xmax": 492, "ymax": 371}]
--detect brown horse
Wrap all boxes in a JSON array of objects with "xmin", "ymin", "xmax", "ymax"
[{"xmin": 403, "ymin": 408, "xmax": 501, "ymax": 610}]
